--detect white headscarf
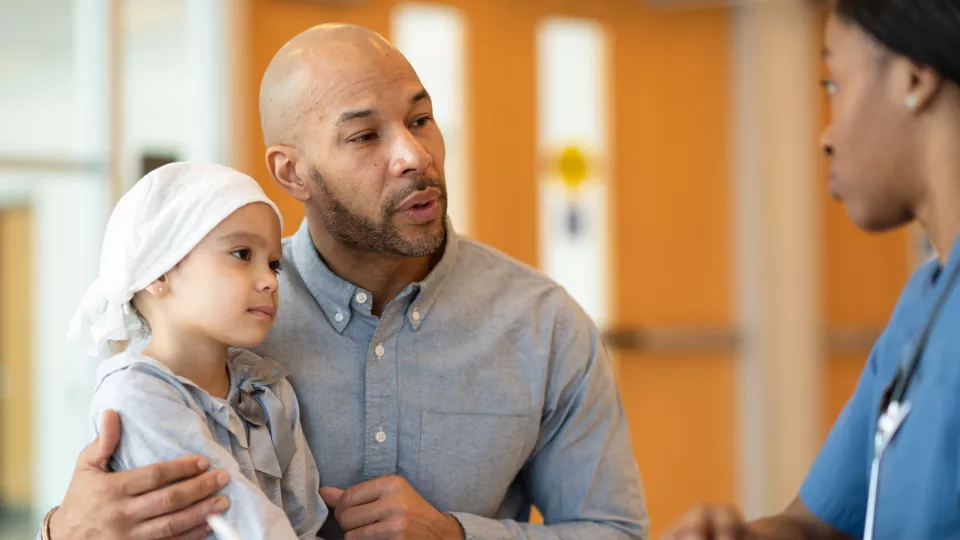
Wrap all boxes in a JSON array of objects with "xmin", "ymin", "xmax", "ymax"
[{"xmin": 68, "ymin": 161, "xmax": 283, "ymax": 357}]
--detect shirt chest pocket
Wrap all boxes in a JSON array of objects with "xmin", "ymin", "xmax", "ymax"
[{"xmin": 416, "ymin": 411, "xmax": 529, "ymax": 516}]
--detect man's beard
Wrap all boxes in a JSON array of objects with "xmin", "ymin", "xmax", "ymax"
[{"xmin": 310, "ymin": 168, "xmax": 447, "ymax": 257}]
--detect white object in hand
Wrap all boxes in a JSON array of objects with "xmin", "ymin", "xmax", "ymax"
[{"xmin": 207, "ymin": 515, "xmax": 245, "ymax": 540}]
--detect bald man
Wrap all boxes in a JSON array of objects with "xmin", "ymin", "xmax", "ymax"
[{"xmin": 44, "ymin": 24, "xmax": 649, "ymax": 540}]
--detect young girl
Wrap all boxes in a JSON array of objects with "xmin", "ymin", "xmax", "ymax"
[{"xmin": 66, "ymin": 161, "xmax": 326, "ymax": 539}]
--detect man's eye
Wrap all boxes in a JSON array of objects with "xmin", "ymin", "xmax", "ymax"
[
  {"xmin": 411, "ymin": 116, "xmax": 433, "ymax": 128},
  {"xmin": 349, "ymin": 132, "xmax": 378, "ymax": 143}
]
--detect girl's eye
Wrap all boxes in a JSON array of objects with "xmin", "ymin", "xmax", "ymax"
[
  {"xmin": 231, "ymin": 249, "xmax": 252, "ymax": 261},
  {"xmin": 269, "ymin": 259, "xmax": 283, "ymax": 274}
]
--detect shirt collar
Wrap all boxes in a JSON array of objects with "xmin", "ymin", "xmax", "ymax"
[
  {"xmin": 94, "ymin": 350, "xmax": 289, "ymax": 450},
  {"xmin": 289, "ymin": 217, "xmax": 460, "ymax": 333}
]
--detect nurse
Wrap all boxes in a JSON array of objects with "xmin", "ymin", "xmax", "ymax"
[{"xmin": 664, "ymin": 1, "xmax": 960, "ymax": 539}]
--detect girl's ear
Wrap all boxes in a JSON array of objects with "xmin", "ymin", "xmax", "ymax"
[{"xmin": 144, "ymin": 275, "xmax": 169, "ymax": 297}]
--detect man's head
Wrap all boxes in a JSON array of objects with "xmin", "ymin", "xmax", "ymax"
[
  {"xmin": 260, "ymin": 23, "xmax": 447, "ymax": 257},
  {"xmin": 820, "ymin": 0, "xmax": 960, "ymax": 232}
]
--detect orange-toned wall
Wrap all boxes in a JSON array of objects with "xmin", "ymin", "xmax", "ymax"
[{"xmin": 239, "ymin": 1, "xmax": 733, "ymax": 536}]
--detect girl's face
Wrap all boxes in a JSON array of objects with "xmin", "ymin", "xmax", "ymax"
[{"xmin": 158, "ymin": 202, "xmax": 283, "ymax": 348}]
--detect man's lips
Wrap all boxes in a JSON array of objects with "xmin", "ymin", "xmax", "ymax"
[{"xmin": 397, "ymin": 188, "xmax": 441, "ymax": 212}]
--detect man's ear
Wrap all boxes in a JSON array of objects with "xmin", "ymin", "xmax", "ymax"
[{"xmin": 266, "ymin": 145, "xmax": 311, "ymax": 202}]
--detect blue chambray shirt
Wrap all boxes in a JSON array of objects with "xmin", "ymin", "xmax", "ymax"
[{"xmin": 252, "ymin": 219, "xmax": 649, "ymax": 539}]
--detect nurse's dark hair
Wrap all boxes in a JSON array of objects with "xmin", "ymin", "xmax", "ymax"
[{"xmin": 829, "ymin": 0, "xmax": 960, "ymax": 86}]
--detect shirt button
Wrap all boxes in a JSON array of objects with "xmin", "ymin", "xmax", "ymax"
[
  {"xmin": 375, "ymin": 428, "xmax": 386, "ymax": 444},
  {"xmin": 411, "ymin": 310, "xmax": 421, "ymax": 322},
  {"xmin": 334, "ymin": 312, "xmax": 344, "ymax": 323},
  {"xmin": 375, "ymin": 343, "xmax": 385, "ymax": 358},
  {"xmin": 356, "ymin": 292, "xmax": 368, "ymax": 304}
]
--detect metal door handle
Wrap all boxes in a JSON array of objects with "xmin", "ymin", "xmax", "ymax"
[{"xmin": 603, "ymin": 326, "xmax": 739, "ymax": 354}]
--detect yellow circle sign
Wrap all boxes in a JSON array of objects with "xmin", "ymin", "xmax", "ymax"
[{"xmin": 558, "ymin": 146, "xmax": 588, "ymax": 189}]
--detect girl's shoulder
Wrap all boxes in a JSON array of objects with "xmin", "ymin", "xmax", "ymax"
[{"xmin": 91, "ymin": 351, "xmax": 201, "ymax": 413}]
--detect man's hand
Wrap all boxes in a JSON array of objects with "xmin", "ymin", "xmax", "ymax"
[
  {"xmin": 320, "ymin": 475, "xmax": 464, "ymax": 540},
  {"xmin": 661, "ymin": 504, "xmax": 753, "ymax": 540},
  {"xmin": 48, "ymin": 410, "xmax": 232, "ymax": 540}
]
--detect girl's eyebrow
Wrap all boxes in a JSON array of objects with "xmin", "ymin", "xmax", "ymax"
[{"xmin": 218, "ymin": 231, "xmax": 267, "ymax": 247}]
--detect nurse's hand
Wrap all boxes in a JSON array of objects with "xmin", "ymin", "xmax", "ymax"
[
  {"xmin": 662, "ymin": 498, "xmax": 853, "ymax": 540},
  {"xmin": 47, "ymin": 410, "xmax": 231, "ymax": 540},
  {"xmin": 661, "ymin": 504, "xmax": 752, "ymax": 540}
]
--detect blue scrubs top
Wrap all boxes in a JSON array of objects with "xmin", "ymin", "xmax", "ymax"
[{"xmin": 800, "ymin": 242, "xmax": 960, "ymax": 539}]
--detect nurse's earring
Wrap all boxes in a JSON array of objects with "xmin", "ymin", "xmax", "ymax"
[{"xmin": 906, "ymin": 94, "xmax": 918, "ymax": 110}]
